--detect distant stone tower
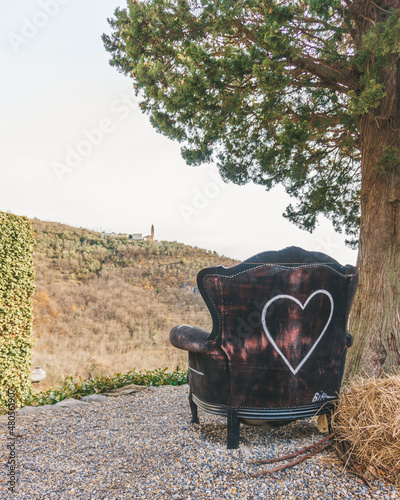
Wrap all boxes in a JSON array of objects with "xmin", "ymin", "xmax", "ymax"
[{"xmin": 144, "ymin": 224, "xmax": 156, "ymax": 243}]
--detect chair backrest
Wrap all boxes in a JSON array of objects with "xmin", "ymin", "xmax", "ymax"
[{"xmin": 197, "ymin": 247, "xmax": 358, "ymax": 409}]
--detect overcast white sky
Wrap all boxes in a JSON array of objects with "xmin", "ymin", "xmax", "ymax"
[{"xmin": 1, "ymin": 0, "xmax": 358, "ymax": 264}]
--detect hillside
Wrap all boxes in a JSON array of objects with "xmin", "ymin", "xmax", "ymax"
[{"xmin": 31, "ymin": 219, "xmax": 237, "ymax": 388}]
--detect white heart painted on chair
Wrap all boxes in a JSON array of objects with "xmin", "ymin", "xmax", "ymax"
[{"xmin": 261, "ymin": 289, "xmax": 334, "ymax": 375}]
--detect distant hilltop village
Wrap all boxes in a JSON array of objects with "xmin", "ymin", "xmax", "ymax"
[{"xmin": 101, "ymin": 224, "xmax": 158, "ymax": 243}]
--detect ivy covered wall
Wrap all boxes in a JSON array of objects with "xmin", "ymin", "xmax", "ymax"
[{"xmin": 0, "ymin": 212, "xmax": 35, "ymax": 411}]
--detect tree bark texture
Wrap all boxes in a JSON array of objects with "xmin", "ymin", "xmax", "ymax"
[{"xmin": 346, "ymin": 61, "xmax": 400, "ymax": 377}]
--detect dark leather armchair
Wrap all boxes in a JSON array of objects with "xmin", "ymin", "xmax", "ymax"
[{"xmin": 170, "ymin": 247, "xmax": 357, "ymax": 448}]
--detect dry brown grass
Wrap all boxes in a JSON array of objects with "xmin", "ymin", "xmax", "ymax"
[
  {"xmin": 32, "ymin": 275, "xmax": 212, "ymax": 389},
  {"xmin": 332, "ymin": 374, "xmax": 400, "ymax": 485},
  {"xmin": 30, "ymin": 218, "xmax": 236, "ymax": 390}
]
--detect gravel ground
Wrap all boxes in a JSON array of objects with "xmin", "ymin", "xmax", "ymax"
[{"xmin": 0, "ymin": 384, "xmax": 398, "ymax": 499}]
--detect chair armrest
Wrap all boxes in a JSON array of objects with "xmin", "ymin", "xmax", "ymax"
[{"xmin": 170, "ymin": 324, "xmax": 220, "ymax": 355}]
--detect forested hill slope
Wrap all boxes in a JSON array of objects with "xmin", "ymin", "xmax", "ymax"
[{"xmin": 31, "ymin": 218, "xmax": 237, "ymax": 388}]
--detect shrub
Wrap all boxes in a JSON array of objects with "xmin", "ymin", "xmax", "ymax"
[
  {"xmin": 0, "ymin": 212, "xmax": 35, "ymax": 411},
  {"xmin": 24, "ymin": 367, "xmax": 188, "ymax": 406}
]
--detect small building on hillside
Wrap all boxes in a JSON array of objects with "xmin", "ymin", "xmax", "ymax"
[{"xmin": 101, "ymin": 225, "xmax": 157, "ymax": 243}]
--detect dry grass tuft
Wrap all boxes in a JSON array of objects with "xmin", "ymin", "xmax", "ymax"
[{"xmin": 332, "ymin": 374, "xmax": 400, "ymax": 485}]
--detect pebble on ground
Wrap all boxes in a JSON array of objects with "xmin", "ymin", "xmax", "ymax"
[{"xmin": 0, "ymin": 385, "xmax": 398, "ymax": 499}]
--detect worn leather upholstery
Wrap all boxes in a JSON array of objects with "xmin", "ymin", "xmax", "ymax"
[{"xmin": 170, "ymin": 246, "xmax": 358, "ymax": 447}]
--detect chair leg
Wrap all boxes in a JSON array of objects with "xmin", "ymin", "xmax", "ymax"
[
  {"xmin": 189, "ymin": 390, "xmax": 199, "ymax": 424},
  {"xmin": 227, "ymin": 409, "xmax": 240, "ymax": 449}
]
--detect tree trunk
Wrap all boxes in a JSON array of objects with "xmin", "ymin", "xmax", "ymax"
[{"xmin": 346, "ymin": 65, "xmax": 400, "ymax": 377}]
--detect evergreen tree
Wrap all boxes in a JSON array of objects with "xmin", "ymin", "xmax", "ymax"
[{"xmin": 103, "ymin": 0, "xmax": 400, "ymax": 377}]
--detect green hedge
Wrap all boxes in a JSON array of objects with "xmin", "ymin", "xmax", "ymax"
[
  {"xmin": 0, "ymin": 212, "xmax": 35, "ymax": 411},
  {"xmin": 24, "ymin": 368, "xmax": 188, "ymax": 407}
]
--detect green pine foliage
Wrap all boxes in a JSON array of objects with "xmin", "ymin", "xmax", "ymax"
[
  {"xmin": 0, "ymin": 212, "xmax": 35, "ymax": 411},
  {"xmin": 103, "ymin": 1, "xmax": 400, "ymax": 246}
]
